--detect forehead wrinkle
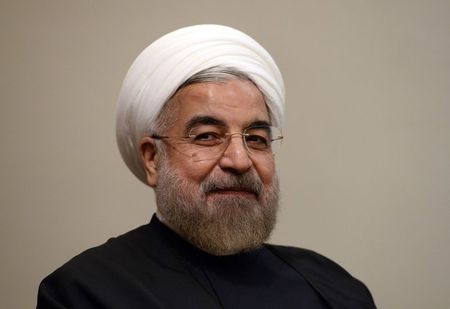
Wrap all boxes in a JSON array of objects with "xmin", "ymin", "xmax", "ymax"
[{"xmin": 172, "ymin": 80, "xmax": 272, "ymax": 134}]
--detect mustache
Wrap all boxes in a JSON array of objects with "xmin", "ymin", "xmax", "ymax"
[{"xmin": 200, "ymin": 172, "xmax": 264, "ymax": 197}]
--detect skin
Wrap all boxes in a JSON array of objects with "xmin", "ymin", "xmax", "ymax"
[{"xmin": 140, "ymin": 79, "xmax": 276, "ymax": 223}]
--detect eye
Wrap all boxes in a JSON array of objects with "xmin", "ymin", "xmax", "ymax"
[
  {"xmin": 244, "ymin": 126, "xmax": 273, "ymax": 150},
  {"xmin": 245, "ymin": 134, "xmax": 269, "ymax": 149},
  {"xmin": 191, "ymin": 132, "xmax": 223, "ymax": 146}
]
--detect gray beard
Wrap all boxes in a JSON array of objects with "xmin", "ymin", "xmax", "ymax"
[{"xmin": 155, "ymin": 158, "xmax": 280, "ymax": 256}]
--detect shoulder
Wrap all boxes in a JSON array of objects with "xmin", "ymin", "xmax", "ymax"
[
  {"xmin": 37, "ymin": 225, "xmax": 169, "ymax": 308},
  {"xmin": 266, "ymin": 244, "xmax": 377, "ymax": 309},
  {"xmin": 49, "ymin": 224, "xmax": 156, "ymax": 275},
  {"xmin": 37, "ymin": 223, "xmax": 221, "ymax": 308}
]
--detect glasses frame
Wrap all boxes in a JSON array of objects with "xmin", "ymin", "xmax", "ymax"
[{"xmin": 151, "ymin": 125, "xmax": 283, "ymax": 161}]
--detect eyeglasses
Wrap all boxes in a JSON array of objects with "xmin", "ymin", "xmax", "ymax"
[{"xmin": 151, "ymin": 125, "xmax": 283, "ymax": 162}]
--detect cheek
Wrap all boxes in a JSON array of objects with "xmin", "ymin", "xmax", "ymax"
[
  {"xmin": 169, "ymin": 156, "xmax": 217, "ymax": 183},
  {"xmin": 254, "ymin": 160, "xmax": 275, "ymax": 185}
]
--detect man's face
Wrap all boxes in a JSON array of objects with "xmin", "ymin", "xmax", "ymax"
[{"xmin": 145, "ymin": 79, "xmax": 279, "ymax": 255}]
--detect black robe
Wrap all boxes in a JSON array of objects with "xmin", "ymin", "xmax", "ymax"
[{"xmin": 37, "ymin": 215, "xmax": 376, "ymax": 308}]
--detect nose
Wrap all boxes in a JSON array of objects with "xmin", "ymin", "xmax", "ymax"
[{"xmin": 218, "ymin": 134, "xmax": 253, "ymax": 174}]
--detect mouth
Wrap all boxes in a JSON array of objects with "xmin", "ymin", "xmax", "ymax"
[{"xmin": 207, "ymin": 188, "xmax": 258, "ymax": 198}]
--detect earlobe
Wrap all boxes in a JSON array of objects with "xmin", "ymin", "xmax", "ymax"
[{"xmin": 140, "ymin": 137, "xmax": 158, "ymax": 187}]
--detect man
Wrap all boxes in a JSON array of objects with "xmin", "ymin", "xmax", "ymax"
[{"xmin": 37, "ymin": 25, "xmax": 376, "ymax": 308}]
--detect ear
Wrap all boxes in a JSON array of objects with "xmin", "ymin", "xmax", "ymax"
[{"xmin": 140, "ymin": 136, "xmax": 159, "ymax": 187}]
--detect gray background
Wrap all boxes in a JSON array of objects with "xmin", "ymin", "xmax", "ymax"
[{"xmin": 1, "ymin": 1, "xmax": 449, "ymax": 308}]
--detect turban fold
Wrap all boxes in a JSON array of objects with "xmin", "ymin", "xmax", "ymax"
[{"xmin": 116, "ymin": 24, "xmax": 285, "ymax": 184}]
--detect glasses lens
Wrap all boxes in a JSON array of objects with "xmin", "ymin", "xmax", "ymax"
[
  {"xmin": 244, "ymin": 126, "xmax": 283, "ymax": 156},
  {"xmin": 186, "ymin": 127, "xmax": 227, "ymax": 162},
  {"xmin": 190, "ymin": 143, "xmax": 227, "ymax": 162}
]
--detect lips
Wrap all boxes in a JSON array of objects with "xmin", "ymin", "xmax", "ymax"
[
  {"xmin": 207, "ymin": 187, "xmax": 258, "ymax": 198},
  {"xmin": 200, "ymin": 173, "xmax": 263, "ymax": 199}
]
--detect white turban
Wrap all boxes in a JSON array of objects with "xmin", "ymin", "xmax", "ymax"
[{"xmin": 116, "ymin": 24, "xmax": 285, "ymax": 184}]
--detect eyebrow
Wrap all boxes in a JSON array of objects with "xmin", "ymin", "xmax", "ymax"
[
  {"xmin": 247, "ymin": 120, "xmax": 272, "ymax": 128},
  {"xmin": 184, "ymin": 116, "xmax": 227, "ymax": 134},
  {"xmin": 184, "ymin": 116, "xmax": 272, "ymax": 135}
]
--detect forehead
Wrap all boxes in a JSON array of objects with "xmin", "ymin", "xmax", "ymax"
[{"xmin": 168, "ymin": 79, "xmax": 270, "ymax": 131}]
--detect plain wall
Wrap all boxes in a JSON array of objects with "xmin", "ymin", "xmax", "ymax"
[{"xmin": 1, "ymin": 1, "xmax": 449, "ymax": 308}]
